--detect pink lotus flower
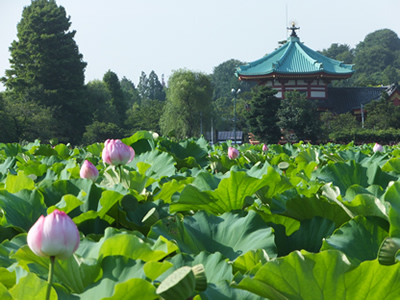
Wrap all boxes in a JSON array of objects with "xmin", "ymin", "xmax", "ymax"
[
  {"xmin": 228, "ymin": 147, "xmax": 239, "ymax": 159},
  {"xmin": 27, "ymin": 210, "xmax": 80, "ymax": 260},
  {"xmin": 102, "ymin": 139, "xmax": 135, "ymax": 165},
  {"xmin": 262, "ymin": 144, "xmax": 268, "ymax": 152},
  {"xmin": 373, "ymin": 143, "xmax": 383, "ymax": 153},
  {"xmin": 80, "ymin": 160, "xmax": 99, "ymax": 181}
]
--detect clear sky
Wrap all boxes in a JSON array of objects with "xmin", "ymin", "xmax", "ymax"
[{"xmin": 1, "ymin": 0, "xmax": 399, "ymax": 90}]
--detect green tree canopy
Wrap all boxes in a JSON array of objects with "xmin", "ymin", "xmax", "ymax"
[
  {"xmin": 319, "ymin": 43, "xmax": 354, "ymax": 64},
  {"xmin": 86, "ymin": 80, "xmax": 118, "ymax": 124},
  {"xmin": 244, "ymin": 86, "xmax": 281, "ymax": 144},
  {"xmin": 103, "ymin": 70, "xmax": 127, "ymax": 126},
  {"xmin": 120, "ymin": 76, "xmax": 140, "ymax": 106},
  {"xmin": 211, "ymin": 59, "xmax": 254, "ymax": 101},
  {"xmin": 364, "ymin": 91, "xmax": 400, "ymax": 130},
  {"xmin": 277, "ymin": 91, "xmax": 322, "ymax": 142},
  {"xmin": 160, "ymin": 69, "xmax": 213, "ymax": 139},
  {"xmin": 137, "ymin": 71, "xmax": 166, "ymax": 102},
  {"xmin": 353, "ymin": 29, "xmax": 400, "ymax": 86},
  {"xmin": 1, "ymin": 0, "xmax": 88, "ymax": 143},
  {"xmin": 148, "ymin": 71, "xmax": 166, "ymax": 101},
  {"xmin": 125, "ymin": 99, "xmax": 165, "ymax": 134}
]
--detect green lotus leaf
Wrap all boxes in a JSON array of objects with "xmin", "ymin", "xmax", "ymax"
[
  {"xmin": 15, "ymin": 160, "xmax": 48, "ymax": 180},
  {"xmin": 0, "ymin": 190, "xmax": 47, "ymax": 232},
  {"xmin": 14, "ymin": 245, "xmax": 102, "ymax": 294},
  {"xmin": 160, "ymin": 252, "xmax": 232, "ymax": 284},
  {"xmin": 382, "ymin": 156, "xmax": 400, "ymax": 175},
  {"xmin": 162, "ymin": 138, "xmax": 208, "ymax": 168},
  {"xmin": 189, "ymin": 171, "xmax": 221, "ymax": 191},
  {"xmin": 73, "ymin": 211, "xmax": 113, "ymax": 235},
  {"xmin": 284, "ymin": 192, "xmax": 351, "ymax": 227},
  {"xmin": 0, "ymin": 157, "xmax": 16, "ymax": 179},
  {"xmin": 378, "ymin": 237, "xmax": 400, "ymax": 265},
  {"xmin": 171, "ymin": 171, "xmax": 268, "ymax": 214},
  {"xmin": 5, "ymin": 171, "xmax": 35, "ymax": 193},
  {"xmin": 149, "ymin": 211, "xmax": 277, "ymax": 260},
  {"xmin": 274, "ymin": 216, "xmax": 336, "ymax": 256},
  {"xmin": 102, "ymin": 278, "xmax": 157, "ymax": 300},
  {"xmin": 0, "ymin": 283, "xmax": 12, "ymax": 300},
  {"xmin": 38, "ymin": 178, "xmax": 104, "ymax": 211},
  {"xmin": 321, "ymin": 215, "xmax": 389, "ymax": 265},
  {"xmin": 0, "ymin": 234, "xmax": 27, "ymax": 268},
  {"xmin": 160, "ymin": 252, "xmax": 263, "ymax": 299},
  {"xmin": 0, "ymin": 267, "xmax": 15, "ymax": 289},
  {"xmin": 342, "ymin": 193, "xmax": 388, "ymax": 220},
  {"xmin": 86, "ymin": 142, "xmax": 103, "ymax": 157},
  {"xmin": 128, "ymin": 149, "xmax": 176, "ymax": 179},
  {"xmin": 152, "ymin": 179, "xmax": 187, "ymax": 203},
  {"xmin": 324, "ymin": 149, "xmax": 368, "ymax": 164},
  {"xmin": 54, "ymin": 194, "xmax": 84, "ymax": 214},
  {"xmin": 233, "ymin": 250, "xmax": 400, "ymax": 299},
  {"xmin": 76, "ymin": 226, "xmax": 173, "ymax": 262},
  {"xmin": 0, "ymin": 142, "xmax": 23, "ymax": 157},
  {"xmin": 253, "ymin": 166, "xmax": 293, "ymax": 207},
  {"xmin": 9, "ymin": 273, "xmax": 57, "ymax": 300},
  {"xmin": 321, "ymin": 183, "xmax": 389, "ymax": 220},
  {"xmin": 122, "ymin": 130, "xmax": 155, "ymax": 154},
  {"xmin": 383, "ymin": 181, "xmax": 400, "ymax": 237},
  {"xmin": 143, "ymin": 261, "xmax": 173, "ymax": 281},
  {"xmin": 31, "ymin": 144, "xmax": 58, "ymax": 157},
  {"xmin": 99, "ymin": 227, "xmax": 178, "ymax": 262},
  {"xmin": 343, "ymin": 184, "xmax": 385, "ymax": 201},
  {"xmin": 295, "ymin": 148, "xmax": 320, "ymax": 166},
  {"xmin": 232, "ymin": 249, "xmax": 270, "ymax": 275},
  {"xmin": 97, "ymin": 190, "xmax": 124, "ymax": 219},
  {"xmin": 254, "ymin": 205, "xmax": 300, "ymax": 235},
  {"xmin": 315, "ymin": 160, "xmax": 396, "ymax": 196},
  {"xmin": 53, "ymin": 143, "xmax": 72, "ymax": 159},
  {"xmin": 80, "ymin": 256, "xmax": 146, "ymax": 299}
]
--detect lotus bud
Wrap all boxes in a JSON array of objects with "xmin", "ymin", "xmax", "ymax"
[
  {"xmin": 373, "ymin": 143, "xmax": 383, "ymax": 153},
  {"xmin": 80, "ymin": 160, "xmax": 99, "ymax": 181},
  {"xmin": 262, "ymin": 144, "xmax": 268, "ymax": 152},
  {"xmin": 228, "ymin": 147, "xmax": 239, "ymax": 159},
  {"xmin": 27, "ymin": 209, "xmax": 80, "ymax": 260},
  {"xmin": 102, "ymin": 139, "xmax": 135, "ymax": 165}
]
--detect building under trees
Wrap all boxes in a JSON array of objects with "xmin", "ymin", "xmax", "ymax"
[{"xmin": 234, "ymin": 23, "xmax": 400, "ymax": 143}]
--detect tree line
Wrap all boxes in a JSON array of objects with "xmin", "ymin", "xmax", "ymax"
[{"xmin": 1, "ymin": 0, "xmax": 399, "ymax": 145}]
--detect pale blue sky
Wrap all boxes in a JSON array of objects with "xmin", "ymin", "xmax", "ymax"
[{"xmin": 1, "ymin": 0, "xmax": 399, "ymax": 90}]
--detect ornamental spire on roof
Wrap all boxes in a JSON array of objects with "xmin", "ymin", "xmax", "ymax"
[
  {"xmin": 235, "ymin": 23, "xmax": 354, "ymax": 81},
  {"xmin": 287, "ymin": 22, "xmax": 300, "ymax": 37}
]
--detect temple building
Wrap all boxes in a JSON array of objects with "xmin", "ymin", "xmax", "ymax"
[{"xmin": 235, "ymin": 23, "xmax": 399, "ymax": 115}]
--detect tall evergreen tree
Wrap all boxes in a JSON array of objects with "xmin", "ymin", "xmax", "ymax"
[
  {"xmin": 137, "ymin": 71, "xmax": 149, "ymax": 102},
  {"xmin": 103, "ymin": 70, "xmax": 127, "ymax": 126},
  {"xmin": 120, "ymin": 76, "xmax": 140, "ymax": 106},
  {"xmin": 244, "ymin": 86, "xmax": 281, "ymax": 143},
  {"xmin": 1, "ymin": 0, "xmax": 87, "ymax": 143},
  {"xmin": 277, "ymin": 91, "xmax": 322, "ymax": 142},
  {"xmin": 148, "ymin": 71, "xmax": 166, "ymax": 101}
]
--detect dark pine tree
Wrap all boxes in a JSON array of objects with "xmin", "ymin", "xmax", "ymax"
[
  {"xmin": 244, "ymin": 86, "xmax": 281, "ymax": 144},
  {"xmin": 103, "ymin": 70, "xmax": 127, "ymax": 127},
  {"xmin": 2, "ymin": 0, "xmax": 87, "ymax": 143}
]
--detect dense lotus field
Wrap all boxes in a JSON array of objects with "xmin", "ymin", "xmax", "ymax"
[{"xmin": 1, "ymin": 131, "xmax": 400, "ymax": 299}]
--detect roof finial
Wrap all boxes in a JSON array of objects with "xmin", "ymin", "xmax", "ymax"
[{"xmin": 287, "ymin": 21, "xmax": 300, "ymax": 37}]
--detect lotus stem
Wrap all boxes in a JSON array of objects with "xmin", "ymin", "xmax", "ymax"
[{"xmin": 45, "ymin": 256, "xmax": 55, "ymax": 300}]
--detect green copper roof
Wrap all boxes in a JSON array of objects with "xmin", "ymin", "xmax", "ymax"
[{"xmin": 236, "ymin": 36, "xmax": 354, "ymax": 79}]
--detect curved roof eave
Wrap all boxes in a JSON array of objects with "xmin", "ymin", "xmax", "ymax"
[
  {"xmin": 235, "ymin": 36, "xmax": 355, "ymax": 78},
  {"xmin": 237, "ymin": 71, "xmax": 354, "ymax": 81}
]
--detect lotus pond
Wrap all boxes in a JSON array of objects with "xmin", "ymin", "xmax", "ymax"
[{"xmin": 1, "ymin": 131, "xmax": 400, "ymax": 299}]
